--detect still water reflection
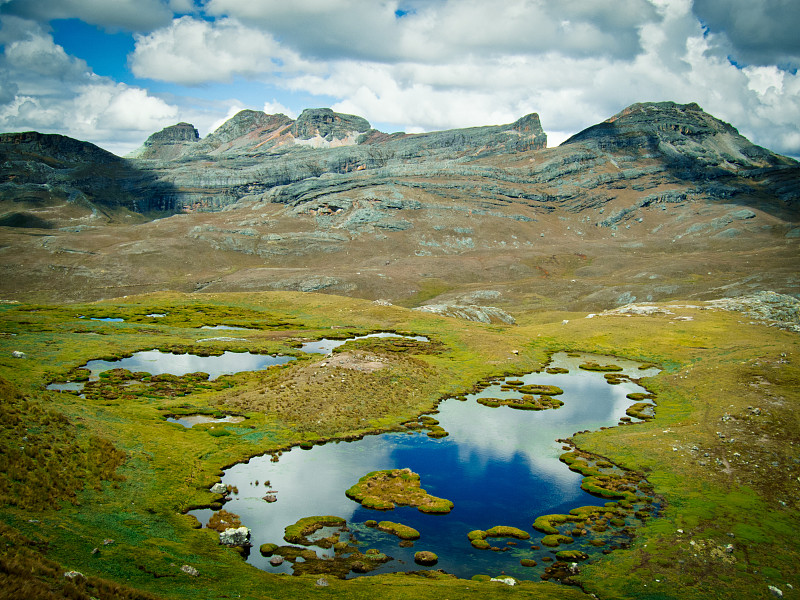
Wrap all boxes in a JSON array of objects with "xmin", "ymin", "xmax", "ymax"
[
  {"xmin": 299, "ymin": 332, "xmax": 429, "ymax": 354},
  {"xmin": 83, "ymin": 350, "xmax": 294, "ymax": 380},
  {"xmin": 194, "ymin": 352, "xmax": 659, "ymax": 580}
]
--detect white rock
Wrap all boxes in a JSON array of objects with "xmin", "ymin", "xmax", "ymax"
[
  {"xmin": 219, "ymin": 526, "xmax": 251, "ymax": 546},
  {"xmin": 768, "ymin": 585, "xmax": 783, "ymax": 598},
  {"xmin": 11, "ymin": 350, "xmax": 25, "ymax": 358},
  {"xmin": 490, "ymin": 577, "xmax": 516, "ymax": 586},
  {"xmin": 180, "ymin": 565, "xmax": 199, "ymax": 576},
  {"xmin": 210, "ymin": 483, "xmax": 227, "ymax": 494}
]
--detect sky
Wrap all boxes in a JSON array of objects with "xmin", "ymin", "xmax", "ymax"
[{"xmin": 0, "ymin": 0, "xmax": 798, "ymax": 157}]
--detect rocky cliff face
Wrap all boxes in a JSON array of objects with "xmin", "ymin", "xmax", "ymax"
[
  {"xmin": 127, "ymin": 107, "xmax": 549, "ymax": 209},
  {"xmin": 291, "ymin": 108, "xmax": 371, "ymax": 145},
  {"xmin": 130, "ymin": 122, "xmax": 199, "ymax": 160}
]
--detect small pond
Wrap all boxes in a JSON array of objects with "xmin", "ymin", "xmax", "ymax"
[
  {"xmin": 78, "ymin": 316, "xmax": 124, "ymax": 322},
  {"xmin": 82, "ymin": 350, "xmax": 295, "ymax": 381},
  {"xmin": 168, "ymin": 414, "xmax": 246, "ymax": 428},
  {"xmin": 47, "ymin": 332, "xmax": 429, "ymax": 392},
  {"xmin": 300, "ymin": 332, "xmax": 429, "ymax": 354},
  {"xmin": 191, "ymin": 352, "xmax": 660, "ymax": 580}
]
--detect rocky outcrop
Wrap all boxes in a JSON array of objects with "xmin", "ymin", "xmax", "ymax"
[
  {"xmin": 130, "ymin": 123, "xmax": 199, "ymax": 160},
  {"xmin": 198, "ymin": 111, "xmax": 293, "ymax": 155},
  {"xmin": 291, "ymin": 108, "xmax": 371, "ymax": 145},
  {"xmin": 219, "ymin": 526, "xmax": 251, "ymax": 546},
  {"xmin": 706, "ymin": 291, "xmax": 800, "ymax": 332},
  {"xmin": 414, "ymin": 304, "xmax": 516, "ymax": 325}
]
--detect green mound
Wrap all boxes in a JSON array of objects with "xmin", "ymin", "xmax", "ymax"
[{"xmin": 346, "ymin": 468, "xmax": 454, "ymax": 514}]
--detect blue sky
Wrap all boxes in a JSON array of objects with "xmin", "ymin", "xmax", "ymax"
[{"xmin": 1, "ymin": 0, "xmax": 798, "ymax": 157}]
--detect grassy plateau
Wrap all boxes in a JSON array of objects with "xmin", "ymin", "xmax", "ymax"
[{"xmin": 0, "ymin": 290, "xmax": 797, "ymax": 600}]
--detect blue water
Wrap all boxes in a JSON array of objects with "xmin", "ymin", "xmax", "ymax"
[
  {"xmin": 82, "ymin": 349, "xmax": 295, "ymax": 380},
  {"xmin": 300, "ymin": 332, "xmax": 429, "ymax": 354},
  {"xmin": 49, "ymin": 332, "xmax": 429, "ymax": 387},
  {"xmin": 194, "ymin": 352, "xmax": 659, "ymax": 580}
]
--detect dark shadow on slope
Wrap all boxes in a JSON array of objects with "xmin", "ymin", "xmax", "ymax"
[{"xmin": 0, "ymin": 131, "xmax": 180, "ymax": 218}]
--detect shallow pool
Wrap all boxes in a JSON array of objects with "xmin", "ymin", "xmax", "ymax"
[{"xmin": 193, "ymin": 352, "xmax": 659, "ymax": 580}]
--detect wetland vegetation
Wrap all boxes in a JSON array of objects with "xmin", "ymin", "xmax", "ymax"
[{"xmin": 0, "ymin": 291, "xmax": 798, "ymax": 600}]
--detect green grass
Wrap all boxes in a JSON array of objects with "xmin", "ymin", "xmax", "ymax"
[{"xmin": 0, "ymin": 291, "xmax": 798, "ymax": 600}]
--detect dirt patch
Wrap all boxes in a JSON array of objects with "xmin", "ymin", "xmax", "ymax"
[{"xmin": 322, "ymin": 351, "xmax": 387, "ymax": 373}]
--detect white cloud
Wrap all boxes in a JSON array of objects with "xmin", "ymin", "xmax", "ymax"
[
  {"xmin": 203, "ymin": 0, "xmax": 659, "ymax": 62},
  {"xmin": 2, "ymin": 0, "xmax": 800, "ymax": 159},
  {"xmin": 0, "ymin": 17, "xmax": 179, "ymax": 154},
  {"xmin": 267, "ymin": 0, "xmax": 800, "ymax": 156},
  {"xmin": 0, "ymin": 0, "xmax": 175, "ymax": 32},
  {"xmin": 262, "ymin": 99, "xmax": 296, "ymax": 119},
  {"xmin": 692, "ymin": 0, "xmax": 800, "ymax": 69},
  {"xmin": 129, "ymin": 16, "xmax": 311, "ymax": 85},
  {"xmin": 4, "ymin": 29, "xmax": 89, "ymax": 79},
  {"xmin": 73, "ymin": 83, "xmax": 178, "ymax": 133}
]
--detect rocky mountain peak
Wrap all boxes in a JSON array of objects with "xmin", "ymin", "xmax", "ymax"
[
  {"xmin": 202, "ymin": 110, "xmax": 293, "ymax": 149},
  {"xmin": 562, "ymin": 101, "xmax": 794, "ymax": 170},
  {"xmin": 147, "ymin": 122, "xmax": 199, "ymax": 144},
  {"xmin": 130, "ymin": 122, "xmax": 199, "ymax": 159},
  {"xmin": 290, "ymin": 108, "xmax": 371, "ymax": 145},
  {"xmin": 507, "ymin": 112, "xmax": 547, "ymax": 151}
]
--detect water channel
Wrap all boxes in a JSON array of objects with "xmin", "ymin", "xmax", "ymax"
[{"xmin": 190, "ymin": 351, "xmax": 659, "ymax": 580}]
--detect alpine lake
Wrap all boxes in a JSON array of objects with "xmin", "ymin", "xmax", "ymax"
[{"xmin": 51, "ymin": 334, "xmax": 659, "ymax": 582}]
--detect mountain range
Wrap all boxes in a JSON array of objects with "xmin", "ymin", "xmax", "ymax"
[{"xmin": 0, "ymin": 101, "xmax": 797, "ymax": 313}]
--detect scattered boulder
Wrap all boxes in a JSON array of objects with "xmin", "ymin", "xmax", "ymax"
[
  {"xmin": 490, "ymin": 576, "xmax": 517, "ymax": 586},
  {"xmin": 210, "ymin": 482, "xmax": 227, "ymax": 494},
  {"xmin": 11, "ymin": 351, "xmax": 25, "ymax": 358},
  {"xmin": 219, "ymin": 526, "xmax": 251, "ymax": 546},
  {"xmin": 180, "ymin": 564, "xmax": 199, "ymax": 577},
  {"xmin": 269, "ymin": 555, "xmax": 284, "ymax": 566},
  {"xmin": 414, "ymin": 304, "xmax": 516, "ymax": 325}
]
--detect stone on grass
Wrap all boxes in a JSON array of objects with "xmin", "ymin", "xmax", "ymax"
[{"xmin": 219, "ymin": 526, "xmax": 251, "ymax": 546}]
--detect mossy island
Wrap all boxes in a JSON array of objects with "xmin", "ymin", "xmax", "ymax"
[
  {"xmin": 346, "ymin": 468, "xmax": 454, "ymax": 514},
  {"xmin": 207, "ymin": 509, "xmax": 242, "ymax": 532},
  {"xmin": 626, "ymin": 402, "xmax": 655, "ymax": 421},
  {"xmin": 516, "ymin": 384, "xmax": 564, "ymax": 396},
  {"xmin": 283, "ymin": 515, "xmax": 346, "ymax": 546},
  {"xmin": 477, "ymin": 395, "xmax": 564, "ymax": 411},
  {"xmin": 579, "ymin": 362, "xmax": 623, "ymax": 372},
  {"xmin": 468, "ymin": 526, "xmax": 530, "ymax": 549},
  {"xmin": 377, "ymin": 520, "xmax": 420, "ymax": 541},
  {"xmin": 414, "ymin": 550, "xmax": 438, "ymax": 565}
]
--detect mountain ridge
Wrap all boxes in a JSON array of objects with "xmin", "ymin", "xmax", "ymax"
[{"xmin": 0, "ymin": 100, "xmax": 797, "ymax": 309}]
